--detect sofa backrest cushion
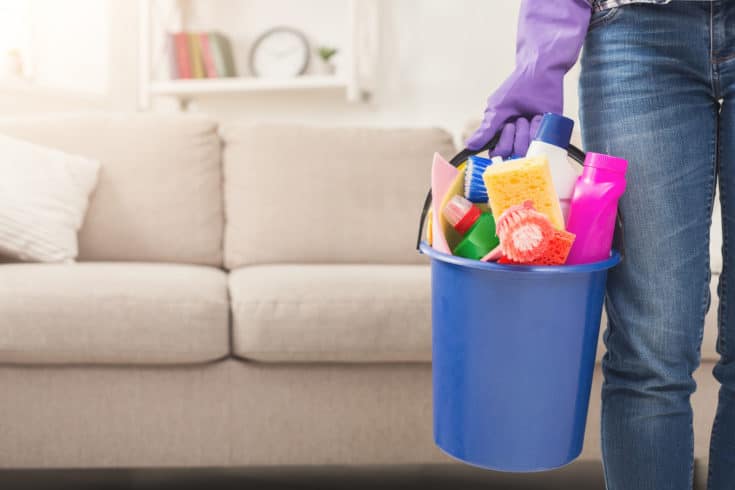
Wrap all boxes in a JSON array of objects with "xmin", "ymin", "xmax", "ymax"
[
  {"xmin": 0, "ymin": 114, "xmax": 223, "ymax": 266},
  {"xmin": 222, "ymin": 123, "xmax": 456, "ymax": 267}
]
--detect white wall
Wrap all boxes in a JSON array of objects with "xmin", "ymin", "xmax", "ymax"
[
  {"xmin": 29, "ymin": 0, "xmax": 109, "ymax": 95},
  {"xmin": 0, "ymin": 0, "xmax": 582, "ymax": 141}
]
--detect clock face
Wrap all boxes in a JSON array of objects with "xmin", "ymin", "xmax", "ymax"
[{"xmin": 250, "ymin": 28, "xmax": 309, "ymax": 78}]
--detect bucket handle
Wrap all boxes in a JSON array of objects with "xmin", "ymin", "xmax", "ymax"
[{"xmin": 415, "ymin": 137, "xmax": 625, "ymax": 257}]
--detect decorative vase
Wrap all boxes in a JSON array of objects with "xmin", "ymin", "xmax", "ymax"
[{"xmin": 315, "ymin": 59, "xmax": 336, "ymax": 76}]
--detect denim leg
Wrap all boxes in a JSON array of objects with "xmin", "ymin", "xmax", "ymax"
[
  {"xmin": 579, "ymin": 4, "xmax": 717, "ymax": 489},
  {"xmin": 708, "ymin": 19, "xmax": 735, "ymax": 489},
  {"xmin": 709, "ymin": 85, "xmax": 735, "ymax": 490}
]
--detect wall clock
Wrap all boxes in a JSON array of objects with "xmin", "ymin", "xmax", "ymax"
[{"xmin": 249, "ymin": 27, "xmax": 310, "ymax": 78}]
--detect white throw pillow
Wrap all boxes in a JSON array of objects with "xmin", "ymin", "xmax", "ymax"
[{"xmin": 0, "ymin": 134, "xmax": 100, "ymax": 262}]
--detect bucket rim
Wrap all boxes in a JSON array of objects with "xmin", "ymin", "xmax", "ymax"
[{"xmin": 419, "ymin": 241, "xmax": 621, "ymax": 274}]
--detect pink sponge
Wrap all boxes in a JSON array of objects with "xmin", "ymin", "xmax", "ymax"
[
  {"xmin": 499, "ymin": 228, "xmax": 576, "ymax": 266},
  {"xmin": 495, "ymin": 200, "xmax": 554, "ymax": 263}
]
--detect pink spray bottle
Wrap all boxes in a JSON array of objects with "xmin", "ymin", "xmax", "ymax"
[{"xmin": 564, "ymin": 152, "xmax": 628, "ymax": 265}]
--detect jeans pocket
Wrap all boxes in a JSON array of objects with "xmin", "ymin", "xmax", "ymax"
[{"xmin": 588, "ymin": 7, "xmax": 621, "ymax": 30}]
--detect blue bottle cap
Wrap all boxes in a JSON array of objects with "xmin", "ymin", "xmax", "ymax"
[{"xmin": 533, "ymin": 112, "xmax": 574, "ymax": 149}]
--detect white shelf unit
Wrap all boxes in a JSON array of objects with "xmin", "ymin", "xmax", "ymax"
[
  {"xmin": 138, "ymin": 0, "xmax": 379, "ymax": 109},
  {"xmin": 150, "ymin": 75, "xmax": 348, "ymax": 96}
]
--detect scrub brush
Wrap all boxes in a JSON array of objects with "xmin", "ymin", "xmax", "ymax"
[
  {"xmin": 495, "ymin": 200, "xmax": 554, "ymax": 263},
  {"xmin": 464, "ymin": 155, "xmax": 501, "ymax": 204}
]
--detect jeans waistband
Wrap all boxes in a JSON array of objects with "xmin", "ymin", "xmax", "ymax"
[{"xmin": 592, "ymin": 0, "xmax": 712, "ymax": 13}]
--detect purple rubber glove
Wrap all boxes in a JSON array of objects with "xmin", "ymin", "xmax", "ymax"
[
  {"xmin": 490, "ymin": 115, "xmax": 543, "ymax": 158},
  {"xmin": 467, "ymin": 0, "xmax": 591, "ymax": 156}
]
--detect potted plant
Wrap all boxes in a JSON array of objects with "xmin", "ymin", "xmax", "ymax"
[{"xmin": 315, "ymin": 46, "xmax": 338, "ymax": 75}]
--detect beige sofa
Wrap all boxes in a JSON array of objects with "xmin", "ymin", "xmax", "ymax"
[{"xmin": 0, "ymin": 115, "xmax": 719, "ymax": 485}]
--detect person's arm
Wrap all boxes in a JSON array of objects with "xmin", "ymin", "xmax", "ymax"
[{"xmin": 466, "ymin": 0, "xmax": 592, "ymax": 156}]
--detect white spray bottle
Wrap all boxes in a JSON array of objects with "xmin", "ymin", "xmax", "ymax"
[{"xmin": 526, "ymin": 113, "xmax": 578, "ymax": 224}]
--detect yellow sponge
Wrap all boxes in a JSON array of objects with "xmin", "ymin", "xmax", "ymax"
[{"xmin": 482, "ymin": 155, "xmax": 565, "ymax": 230}]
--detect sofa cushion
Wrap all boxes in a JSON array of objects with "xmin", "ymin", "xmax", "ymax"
[
  {"xmin": 229, "ymin": 264, "xmax": 431, "ymax": 362},
  {"xmin": 0, "ymin": 115, "xmax": 223, "ymax": 266},
  {"xmin": 230, "ymin": 263, "xmax": 718, "ymax": 365},
  {"xmin": 221, "ymin": 124, "xmax": 456, "ymax": 268},
  {"xmin": 0, "ymin": 263, "xmax": 229, "ymax": 364}
]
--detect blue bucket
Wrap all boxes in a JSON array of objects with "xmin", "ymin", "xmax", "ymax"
[{"xmin": 420, "ymin": 241, "xmax": 621, "ymax": 472}]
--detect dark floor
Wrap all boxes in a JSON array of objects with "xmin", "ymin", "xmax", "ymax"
[{"xmin": 0, "ymin": 462, "xmax": 606, "ymax": 490}]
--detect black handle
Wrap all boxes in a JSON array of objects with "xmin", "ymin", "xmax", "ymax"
[{"xmin": 416, "ymin": 139, "xmax": 624, "ymax": 257}]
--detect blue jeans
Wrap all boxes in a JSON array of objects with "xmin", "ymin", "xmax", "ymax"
[{"xmin": 579, "ymin": 2, "xmax": 735, "ymax": 489}]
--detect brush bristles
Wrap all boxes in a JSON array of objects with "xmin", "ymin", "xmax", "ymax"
[{"xmin": 464, "ymin": 156, "xmax": 492, "ymax": 204}]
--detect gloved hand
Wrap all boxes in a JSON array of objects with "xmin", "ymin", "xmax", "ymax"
[
  {"xmin": 466, "ymin": 0, "xmax": 591, "ymax": 156},
  {"xmin": 490, "ymin": 115, "xmax": 542, "ymax": 158}
]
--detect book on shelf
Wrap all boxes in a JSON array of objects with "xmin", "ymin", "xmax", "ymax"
[
  {"xmin": 171, "ymin": 32, "xmax": 191, "ymax": 78},
  {"xmin": 166, "ymin": 34, "xmax": 178, "ymax": 79},
  {"xmin": 188, "ymin": 33, "xmax": 205, "ymax": 78},
  {"xmin": 208, "ymin": 32, "xmax": 236, "ymax": 78},
  {"xmin": 199, "ymin": 33, "xmax": 217, "ymax": 78},
  {"xmin": 167, "ymin": 31, "xmax": 237, "ymax": 80}
]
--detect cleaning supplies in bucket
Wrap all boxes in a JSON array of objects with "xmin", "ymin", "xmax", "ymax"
[
  {"xmin": 495, "ymin": 200, "xmax": 554, "ymax": 263},
  {"xmin": 425, "ymin": 139, "xmax": 626, "ymax": 266},
  {"xmin": 494, "ymin": 200, "xmax": 577, "ymax": 266},
  {"xmin": 565, "ymin": 152, "xmax": 628, "ymax": 265},
  {"xmin": 431, "ymin": 153, "xmax": 462, "ymax": 254},
  {"xmin": 498, "ymin": 227, "xmax": 577, "ymax": 266},
  {"xmin": 526, "ymin": 113, "xmax": 578, "ymax": 224},
  {"xmin": 483, "ymin": 155, "xmax": 565, "ymax": 230},
  {"xmin": 465, "ymin": 155, "xmax": 501, "ymax": 204},
  {"xmin": 442, "ymin": 195, "xmax": 499, "ymax": 260},
  {"xmin": 419, "ymin": 141, "xmax": 626, "ymax": 473}
]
